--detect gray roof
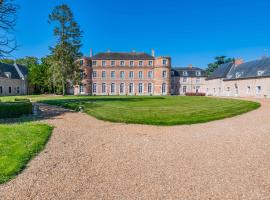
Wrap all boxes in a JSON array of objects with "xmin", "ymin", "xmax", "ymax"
[
  {"xmin": 207, "ymin": 62, "xmax": 234, "ymax": 80},
  {"xmin": 0, "ymin": 63, "xmax": 27, "ymax": 79},
  {"xmin": 225, "ymin": 57, "xmax": 270, "ymax": 80},
  {"xmin": 92, "ymin": 52, "xmax": 154, "ymax": 60},
  {"xmin": 171, "ymin": 67, "xmax": 207, "ymax": 77}
]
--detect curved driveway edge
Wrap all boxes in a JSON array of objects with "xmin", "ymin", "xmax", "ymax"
[{"xmin": 1, "ymin": 99, "xmax": 270, "ymax": 200}]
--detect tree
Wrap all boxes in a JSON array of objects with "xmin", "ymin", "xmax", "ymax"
[
  {"xmin": 206, "ymin": 56, "xmax": 234, "ymax": 75},
  {"xmin": 0, "ymin": 0, "xmax": 19, "ymax": 58},
  {"xmin": 48, "ymin": 4, "xmax": 83, "ymax": 95}
]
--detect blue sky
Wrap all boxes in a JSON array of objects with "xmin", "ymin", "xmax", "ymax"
[{"xmin": 14, "ymin": 0, "xmax": 270, "ymax": 68}]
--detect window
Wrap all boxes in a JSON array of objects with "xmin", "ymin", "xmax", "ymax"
[
  {"xmin": 102, "ymin": 83, "xmax": 106, "ymax": 93},
  {"xmin": 92, "ymin": 71, "xmax": 97, "ymax": 78},
  {"xmin": 162, "ymin": 59, "xmax": 167, "ymax": 66},
  {"xmin": 138, "ymin": 71, "xmax": 143, "ymax": 79},
  {"xmin": 196, "ymin": 86, "xmax": 200, "ymax": 93},
  {"xmin": 171, "ymin": 71, "xmax": 174, "ymax": 76},
  {"xmin": 0, "ymin": 86, "xmax": 2, "ymax": 94},
  {"xmin": 102, "ymin": 61, "xmax": 106, "ymax": 67},
  {"xmin": 183, "ymin": 71, "xmax": 188, "ymax": 76},
  {"xmin": 162, "ymin": 70, "xmax": 167, "ymax": 78},
  {"xmin": 256, "ymin": 86, "xmax": 261, "ymax": 95},
  {"xmin": 79, "ymin": 85, "xmax": 84, "ymax": 93},
  {"xmin": 138, "ymin": 83, "xmax": 143, "ymax": 94},
  {"xmin": 80, "ymin": 71, "xmax": 84, "ymax": 78},
  {"xmin": 111, "ymin": 83, "xmax": 115, "ymax": 94},
  {"xmin": 111, "ymin": 60, "xmax": 115, "ymax": 66},
  {"xmin": 162, "ymin": 83, "xmax": 166, "ymax": 94},
  {"xmin": 196, "ymin": 77, "xmax": 200, "ymax": 83},
  {"xmin": 8, "ymin": 86, "xmax": 11, "ymax": 94},
  {"xmin": 183, "ymin": 77, "xmax": 187, "ymax": 82},
  {"xmin": 148, "ymin": 71, "xmax": 153, "ymax": 78},
  {"xmin": 139, "ymin": 61, "xmax": 143, "ymax": 66},
  {"xmin": 102, "ymin": 71, "xmax": 106, "ymax": 78},
  {"xmin": 213, "ymin": 88, "xmax": 216, "ymax": 93},
  {"xmin": 79, "ymin": 60, "xmax": 83, "ymax": 65},
  {"xmin": 129, "ymin": 83, "xmax": 134, "ymax": 94},
  {"xmin": 92, "ymin": 60, "xmax": 97, "ymax": 66},
  {"xmin": 92, "ymin": 83, "xmax": 97, "ymax": 93},
  {"xmin": 148, "ymin": 60, "xmax": 153, "ymax": 66},
  {"xmin": 247, "ymin": 86, "xmax": 251, "ymax": 94},
  {"xmin": 119, "ymin": 71, "xmax": 124, "ymax": 79},
  {"xmin": 257, "ymin": 71, "xmax": 264, "ymax": 76},
  {"xmin": 16, "ymin": 87, "xmax": 20, "ymax": 94},
  {"xmin": 183, "ymin": 86, "xmax": 187, "ymax": 93},
  {"xmin": 129, "ymin": 71, "xmax": 134, "ymax": 78},
  {"xmin": 120, "ymin": 83, "xmax": 125, "ymax": 94},
  {"xmin": 120, "ymin": 61, "xmax": 125, "ymax": 66},
  {"xmin": 130, "ymin": 61, "xmax": 134, "ymax": 67},
  {"xmin": 5, "ymin": 72, "xmax": 11, "ymax": 78},
  {"xmin": 111, "ymin": 71, "xmax": 115, "ymax": 78},
  {"xmin": 196, "ymin": 71, "xmax": 201, "ymax": 76},
  {"xmin": 148, "ymin": 83, "xmax": 152, "ymax": 94}
]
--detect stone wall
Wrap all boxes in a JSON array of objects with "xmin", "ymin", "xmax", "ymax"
[{"xmin": 0, "ymin": 77, "xmax": 27, "ymax": 96}]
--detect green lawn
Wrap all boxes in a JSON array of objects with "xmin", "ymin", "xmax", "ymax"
[
  {"xmin": 0, "ymin": 123, "xmax": 53, "ymax": 184},
  {"xmin": 37, "ymin": 96, "xmax": 260, "ymax": 125}
]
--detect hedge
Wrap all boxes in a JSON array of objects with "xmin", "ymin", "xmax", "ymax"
[
  {"xmin": 185, "ymin": 92, "xmax": 206, "ymax": 96},
  {"xmin": 0, "ymin": 102, "xmax": 33, "ymax": 119}
]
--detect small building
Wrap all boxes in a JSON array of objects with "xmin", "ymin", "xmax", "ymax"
[
  {"xmin": 0, "ymin": 62, "xmax": 28, "ymax": 96},
  {"xmin": 75, "ymin": 50, "xmax": 171, "ymax": 96},
  {"xmin": 171, "ymin": 65, "xmax": 207, "ymax": 95},
  {"xmin": 206, "ymin": 57, "xmax": 270, "ymax": 98}
]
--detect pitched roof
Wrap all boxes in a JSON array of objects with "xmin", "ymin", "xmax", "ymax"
[
  {"xmin": 225, "ymin": 57, "xmax": 270, "ymax": 80},
  {"xmin": 207, "ymin": 62, "xmax": 234, "ymax": 80},
  {"xmin": 171, "ymin": 67, "xmax": 207, "ymax": 77},
  {"xmin": 16, "ymin": 64, "xmax": 28, "ymax": 76},
  {"xmin": 0, "ymin": 63, "xmax": 28, "ymax": 79},
  {"xmin": 91, "ymin": 52, "xmax": 154, "ymax": 60}
]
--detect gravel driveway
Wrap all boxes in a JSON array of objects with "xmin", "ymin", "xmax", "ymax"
[{"xmin": 1, "ymin": 99, "xmax": 270, "ymax": 200}]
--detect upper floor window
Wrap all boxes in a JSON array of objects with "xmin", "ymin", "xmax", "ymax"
[
  {"xmin": 162, "ymin": 59, "xmax": 167, "ymax": 66},
  {"xmin": 120, "ymin": 60, "xmax": 125, "ymax": 66},
  {"xmin": 111, "ymin": 60, "xmax": 115, "ymax": 66},
  {"xmin": 79, "ymin": 60, "xmax": 84, "ymax": 65},
  {"xmin": 129, "ymin": 71, "xmax": 134, "ymax": 78},
  {"xmin": 120, "ymin": 71, "xmax": 125, "ymax": 79},
  {"xmin": 196, "ymin": 77, "xmax": 200, "ymax": 83},
  {"xmin": 130, "ymin": 61, "xmax": 134, "ymax": 67},
  {"xmin": 111, "ymin": 71, "xmax": 115, "ymax": 78},
  {"xmin": 148, "ymin": 60, "xmax": 153, "ymax": 66},
  {"xmin": 148, "ymin": 71, "xmax": 153, "ymax": 78},
  {"xmin": 196, "ymin": 71, "xmax": 201, "ymax": 76},
  {"xmin": 139, "ymin": 61, "xmax": 143, "ymax": 66},
  {"xmin": 92, "ymin": 71, "xmax": 97, "ymax": 78},
  {"xmin": 183, "ymin": 71, "xmax": 188, "ymax": 76},
  {"xmin": 102, "ymin": 61, "xmax": 106, "ymax": 67},
  {"xmin": 79, "ymin": 71, "xmax": 84, "ymax": 78},
  {"xmin": 162, "ymin": 70, "xmax": 167, "ymax": 78},
  {"xmin": 92, "ymin": 60, "xmax": 97, "ymax": 66},
  {"xmin": 138, "ymin": 71, "xmax": 143, "ymax": 79},
  {"xmin": 102, "ymin": 71, "xmax": 106, "ymax": 78},
  {"xmin": 183, "ymin": 77, "xmax": 188, "ymax": 82}
]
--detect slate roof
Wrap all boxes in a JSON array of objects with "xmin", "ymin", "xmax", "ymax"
[
  {"xmin": 225, "ymin": 57, "xmax": 270, "ymax": 80},
  {"xmin": 92, "ymin": 52, "xmax": 154, "ymax": 60},
  {"xmin": 0, "ymin": 63, "xmax": 28, "ymax": 79},
  {"xmin": 171, "ymin": 67, "xmax": 207, "ymax": 77},
  {"xmin": 207, "ymin": 62, "xmax": 234, "ymax": 80}
]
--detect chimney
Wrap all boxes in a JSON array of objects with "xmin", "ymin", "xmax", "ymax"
[
  {"xmin": 107, "ymin": 49, "xmax": 111, "ymax": 53},
  {"xmin": 151, "ymin": 49, "xmax": 155, "ymax": 57},
  {"xmin": 90, "ymin": 48, "xmax": 93, "ymax": 58},
  {"xmin": 188, "ymin": 64, "xmax": 193, "ymax": 69},
  {"xmin": 234, "ymin": 58, "xmax": 244, "ymax": 66}
]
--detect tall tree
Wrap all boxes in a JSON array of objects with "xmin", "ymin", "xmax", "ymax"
[
  {"xmin": 0, "ymin": 0, "xmax": 19, "ymax": 58},
  {"xmin": 206, "ymin": 56, "xmax": 234, "ymax": 75},
  {"xmin": 48, "ymin": 4, "xmax": 83, "ymax": 95}
]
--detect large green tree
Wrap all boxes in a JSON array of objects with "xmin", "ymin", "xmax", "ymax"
[
  {"xmin": 206, "ymin": 56, "xmax": 234, "ymax": 76},
  {"xmin": 48, "ymin": 4, "xmax": 83, "ymax": 95}
]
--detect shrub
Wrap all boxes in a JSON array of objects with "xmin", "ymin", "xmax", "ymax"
[
  {"xmin": 185, "ymin": 92, "xmax": 206, "ymax": 96},
  {"xmin": 14, "ymin": 98, "xmax": 31, "ymax": 102},
  {"xmin": 0, "ymin": 102, "xmax": 33, "ymax": 118}
]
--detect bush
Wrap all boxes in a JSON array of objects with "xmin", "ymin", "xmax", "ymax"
[
  {"xmin": 185, "ymin": 92, "xmax": 206, "ymax": 96},
  {"xmin": 14, "ymin": 98, "xmax": 31, "ymax": 102},
  {"xmin": 0, "ymin": 102, "xmax": 33, "ymax": 119}
]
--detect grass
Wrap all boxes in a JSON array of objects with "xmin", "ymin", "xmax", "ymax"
[
  {"xmin": 34, "ymin": 95, "xmax": 261, "ymax": 125},
  {"xmin": 0, "ymin": 123, "xmax": 53, "ymax": 184}
]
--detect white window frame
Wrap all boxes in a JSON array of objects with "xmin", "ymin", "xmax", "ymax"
[
  {"xmin": 129, "ymin": 71, "xmax": 134, "ymax": 79},
  {"xmin": 138, "ymin": 83, "xmax": 143, "ymax": 94},
  {"xmin": 162, "ymin": 70, "xmax": 167, "ymax": 78},
  {"xmin": 148, "ymin": 71, "xmax": 153, "ymax": 79},
  {"xmin": 111, "ymin": 83, "xmax": 115, "ymax": 94},
  {"xmin": 92, "ymin": 60, "xmax": 97, "ymax": 66},
  {"xmin": 130, "ymin": 60, "xmax": 134, "ymax": 67},
  {"xmin": 148, "ymin": 83, "xmax": 153, "ymax": 94},
  {"xmin": 120, "ymin": 60, "xmax": 125, "ymax": 66},
  {"xmin": 92, "ymin": 83, "xmax": 97, "ymax": 93},
  {"xmin": 162, "ymin": 59, "xmax": 167, "ymax": 66},
  {"xmin": 138, "ymin": 71, "xmax": 143, "ymax": 79},
  {"xmin": 129, "ymin": 83, "xmax": 134, "ymax": 94},
  {"xmin": 92, "ymin": 71, "xmax": 97, "ymax": 78},
  {"xmin": 102, "ymin": 83, "xmax": 106, "ymax": 94},
  {"xmin": 79, "ymin": 85, "xmax": 84, "ymax": 94},
  {"xmin": 148, "ymin": 60, "xmax": 153, "ymax": 66},
  {"xmin": 138, "ymin": 61, "xmax": 143, "ymax": 66},
  {"xmin": 120, "ymin": 71, "xmax": 125, "ymax": 79},
  {"xmin": 162, "ymin": 83, "xmax": 166, "ymax": 95},
  {"xmin": 196, "ymin": 71, "xmax": 201, "ymax": 76},
  {"xmin": 120, "ymin": 83, "xmax": 125, "ymax": 94},
  {"xmin": 102, "ymin": 71, "xmax": 106, "ymax": 78},
  {"xmin": 102, "ymin": 60, "xmax": 106, "ymax": 67},
  {"xmin": 111, "ymin": 71, "xmax": 115, "ymax": 79},
  {"xmin": 111, "ymin": 60, "xmax": 115, "ymax": 66},
  {"xmin": 183, "ymin": 71, "xmax": 188, "ymax": 76}
]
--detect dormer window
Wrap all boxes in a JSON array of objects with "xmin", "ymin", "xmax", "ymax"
[
  {"xmin": 4, "ymin": 72, "xmax": 11, "ymax": 78},
  {"xmin": 196, "ymin": 71, "xmax": 201, "ymax": 76},
  {"xmin": 183, "ymin": 71, "xmax": 188, "ymax": 76},
  {"xmin": 257, "ymin": 70, "xmax": 264, "ymax": 76}
]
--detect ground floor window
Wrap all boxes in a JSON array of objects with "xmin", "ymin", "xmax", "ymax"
[
  {"xmin": 129, "ymin": 83, "xmax": 134, "ymax": 94},
  {"xmin": 8, "ymin": 86, "xmax": 11, "ymax": 94},
  {"xmin": 16, "ymin": 87, "xmax": 20, "ymax": 94},
  {"xmin": 79, "ymin": 85, "xmax": 84, "ymax": 93},
  {"xmin": 196, "ymin": 86, "xmax": 200, "ymax": 93},
  {"xmin": 183, "ymin": 86, "xmax": 187, "ymax": 93},
  {"xmin": 162, "ymin": 83, "xmax": 166, "ymax": 94},
  {"xmin": 102, "ymin": 83, "xmax": 106, "ymax": 93},
  {"xmin": 138, "ymin": 83, "xmax": 143, "ymax": 94},
  {"xmin": 120, "ymin": 83, "xmax": 125, "ymax": 94},
  {"xmin": 247, "ymin": 86, "xmax": 251, "ymax": 94},
  {"xmin": 148, "ymin": 83, "xmax": 152, "ymax": 94},
  {"xmin": 0, "ymin": 86, "xmax": 2, "ymax": 94},
  {"xmin": 92, "ymin": 83, "xmax": 97, "ymax": 93},
  {"xmin": 111, "ymin": 83, "xmax": 115, "ymax": 94},
  {"xmin": 256, "ymin": 86, "xmax": 261, "ymax": 95}
]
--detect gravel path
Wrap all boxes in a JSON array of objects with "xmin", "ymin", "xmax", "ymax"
[{"xmin": 1, "ymin": 99, "xmax": 270, "ymax": 200}]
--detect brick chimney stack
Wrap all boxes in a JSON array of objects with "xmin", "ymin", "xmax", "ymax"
[
  {"xmin": 151, "ymin": 49, "xmax": 155, "ymax": 57},
  {"xmin": 188, "ymin": 64, "xmax": 193, "ymax": 69},
  {"xmin": 234, "ymin": 58, "xmax": 244, "ymax": 66}
]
